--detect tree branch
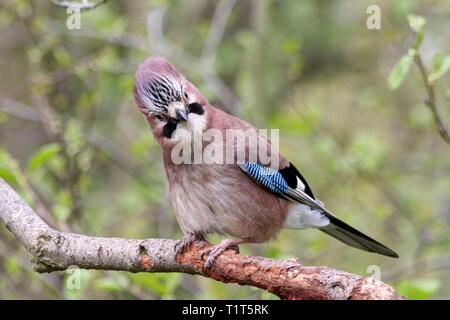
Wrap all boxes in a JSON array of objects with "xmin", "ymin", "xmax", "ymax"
[
  {"xmin": 414, "ymin": 54, "xmax": 450, "ymax": 145},
  {"xmin": 50, "ymin": 0, "xmax": 108, "ymax": 11},
  {"xmin": 202, "ymin": 0, "xmax": 237, "ymax": 60},
  {"xmin": 146, "ymin": 7, "xmax": 241, "ymax": 115},
  {"xmin": 0, "ymin": 179, "xmax": 402, "ymax": 300}
]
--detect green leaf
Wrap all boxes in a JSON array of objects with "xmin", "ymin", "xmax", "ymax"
[
  {"xmin": 0, "ymin": 167, "xmax": 18, "ymax": 185},
  {"xmin": 27, "ymin": 143, "xmax": 61, "ymax": 171},
  {"xmin": 412, "ymin": 31, "xmax": 424, "ymax": 50},
  {"xmin": 407, "ymin": 14, "xmax": 426, "ymax": 33},
  {"xmin": 0, "ymin": 149, "xmax": 19, "ymax": 185},
  {"xmin": 388, "ymin": 54, "xmax": 413, "ymax": 90},
  {"xmin": 428, "ymin": 53, "xmax": 450, "ymax": 83},
  {"xmin": 407, "ymin": 14, "xmax": 426, "ymax": 49}
]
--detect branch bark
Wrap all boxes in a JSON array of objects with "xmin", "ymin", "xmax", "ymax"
[{"xmin": 0, "ymin": 179, "xmax": 403, "ymax": 300}]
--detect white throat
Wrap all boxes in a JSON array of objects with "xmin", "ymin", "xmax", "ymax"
[{"xmin": 171, "ymin": 112, "xmax": 207, "ymax": 146}]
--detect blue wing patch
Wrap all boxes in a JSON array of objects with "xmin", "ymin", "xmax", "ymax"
[
  {"xmin": 239, "ymin": 162, "xmax": 288, "ymax": 194},
  {"xmin": 240, "ymin": 162, "xmax": 324, "ymax": 210}
]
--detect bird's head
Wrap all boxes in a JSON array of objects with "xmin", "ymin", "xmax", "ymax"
[{"xmin": 134, "ymin": 57, "xmax": 208, "ymax": 144}]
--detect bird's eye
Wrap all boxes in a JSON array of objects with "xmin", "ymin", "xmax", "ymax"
[
  {"xmin": 187, "ymin": 102, "xmax": 205, "ymax": 115},
  {"xmin": 184, "ymin": 92, "xmax": 188, "ymax": 99},
  {"xmin": 155, "ymin": 115, "xmax": 164, "ymax": 121}
]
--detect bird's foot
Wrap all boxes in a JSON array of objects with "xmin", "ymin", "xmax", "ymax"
[
  {"xmin": 175, "ymin": 233, "xmax": 205, "ymax": 256},
  {"xmin": 203, "ymin": 239, "xmax": 242, "ymax": 271}
]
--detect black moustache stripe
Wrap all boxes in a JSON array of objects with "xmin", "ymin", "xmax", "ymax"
[{"xmin": 162, "ymin": 121, "xmax": 177, "ymax": 138}]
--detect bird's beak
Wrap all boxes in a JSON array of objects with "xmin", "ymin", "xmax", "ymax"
[
  {"xmin": 175, "ymin": 108, "xmax": 188, "ymax": 122},
  {"xmin": 168, "ymin": 102, "xmax": 188, "ymax": 122}
]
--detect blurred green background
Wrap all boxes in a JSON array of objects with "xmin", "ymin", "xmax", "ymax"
[{"xmin": 0, "ymin": 0, "xmax": 449, "ymax": 299}]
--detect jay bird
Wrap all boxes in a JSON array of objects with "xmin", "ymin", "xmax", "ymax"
[{"xmin": 134, "ymin": 57, "xmax": 398, "ymax": 269}]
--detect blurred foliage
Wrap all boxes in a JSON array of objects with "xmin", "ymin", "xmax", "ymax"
[{"xmin": 0, "ymin": 0, "xmax": 449, "ymax": 299}]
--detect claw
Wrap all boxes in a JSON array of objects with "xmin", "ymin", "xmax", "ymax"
[
  {"xmin": 203, "ymin": 239, "xmax": 242, "ymax": 271},
  {"xmin": 175, "ymin": 233, "xmax": 205, "ymax": 256}
]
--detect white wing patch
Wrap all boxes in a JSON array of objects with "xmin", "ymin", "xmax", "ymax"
[
  {"xmin": 296, "ymin": 177, "xmax": 306, "ymax": 191},
  {"xmin": 284, "ymin": 203, "xmax": 330, "ymax": 229}
]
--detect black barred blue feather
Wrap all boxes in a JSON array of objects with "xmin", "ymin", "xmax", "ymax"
[
  {"xmin": 239, "ymin": 163, "xmax": 288, "ymax": 194},
  {"xmin": 239, "ymin": 162, "xmax": 319, "ymax": 209}
]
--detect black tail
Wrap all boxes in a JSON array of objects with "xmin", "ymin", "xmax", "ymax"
[{"xmin": 320, "ymin": 213, "xmax": 399, "ymax": 258}]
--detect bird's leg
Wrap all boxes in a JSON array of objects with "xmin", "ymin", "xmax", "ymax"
[
  {"xmin": 175, "ymin": 233, "xmax": 206, "ymax": 256},
  {"xmin": 204, "ymin": 238, "xmax": 247, "ymax": 271}
]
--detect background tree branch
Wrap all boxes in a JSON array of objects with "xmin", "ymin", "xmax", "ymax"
[
  {"xmin": 0, "ymin": 179, "xmax": 402, "ymax": 300},
  {"xmin": 413, "ymin": 54, "xmax": 450, "ymax": 145},
  {"xmin": 388, "ymin": 14, "xmax": 450, "ymax": 146},
  {"xmin": 50, "ymin": 0, "xmax": 108, "ymax": 11}
]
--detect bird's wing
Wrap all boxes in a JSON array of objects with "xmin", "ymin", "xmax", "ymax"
[
  {"xmin": 238, "ymin": 161, "xmax": 399, "ymax": 258},
  {"xmin": 213, "ymin": 108, "xmax": 322, "ymax": 208},
  {"xmin": 238, "ymin": 161, "xmax": 324, "ymax": 210},
  {"xmin": 218, "ymin": 109, "xmax": 398, "ymax": 258}
]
